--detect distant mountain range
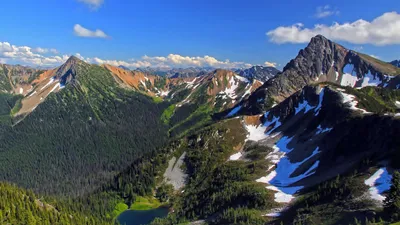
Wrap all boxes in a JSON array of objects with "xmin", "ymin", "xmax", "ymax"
[
  {"xmin": 124, "ymin": 65, "xmax": 280, "ymax": 82},
  {"xmin": 235, "ymin": 65, "xmax": 280, "ymax": 82}
]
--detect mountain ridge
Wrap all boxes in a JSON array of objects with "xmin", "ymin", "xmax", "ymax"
[{"xmin": 233, "ymin": 35, "xmax": 400, "ymax": 115}]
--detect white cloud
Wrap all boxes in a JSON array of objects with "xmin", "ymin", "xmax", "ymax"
[
  {"xmin": 33, "ymin": 47, "xmax": 48, "ymax": 54},
  {"xmin": 33, "ymin": 47, "xmax": 59, "ymax": 54},
  {"xmin": 0, "ymin": 41, "xmax": 69, "ymax": 66},
  {"xmin": 267, "ymin": 11, "xmax": 400, "ymax": 46},
  {"xmin": 73, "ymin": 24, "xmax": 109, "ymax": 38},
  {"xmin": 0, "ymin": 41, "xmax": 252, "ymax": 69},
  {"xmin": 139, "ymin": 54, "xmax": 252, "ymax": 68},
  {"xmin": 77, "ymin": 0, "xmax": 104, "ymax": 9},
  {"xmin": 315, "ymin": 5, "xmax": 339, "ymax": 18},
  {"xmin": 89, "ymin": 54, "xmax": 252, "ymax": 69},
  {"xmin": 50, "ymin": 48, "xmax": 59, "ymax": 54},
  {"xmin": 264, "ymin": 61, "xmax": 277, "ymax": 67}
]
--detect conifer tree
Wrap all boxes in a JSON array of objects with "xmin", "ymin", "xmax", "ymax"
[{"xmin": 384, "ymin": 171, "xmax": 400, "ymax": 219}]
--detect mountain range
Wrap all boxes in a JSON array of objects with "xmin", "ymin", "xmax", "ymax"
[{"xmin": 1, "ymin": 35, "xmax": 400, "ymax": 225}]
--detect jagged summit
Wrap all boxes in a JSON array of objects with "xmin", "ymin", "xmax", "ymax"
[
  {"xmin": 55, "ymin": 56, "xmax": 87, "ymax": 85},
  {"xmin": 65, "ymin": 55, "xmax": 83, "ymax": 64}
]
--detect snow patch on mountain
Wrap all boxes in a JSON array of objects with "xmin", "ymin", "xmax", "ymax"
[
  {"xmin": 364, "ymin": 168, "xmax": 392, "ymax": 201},
  {"xmin": 140, "ymin": 80, "xmax": 147, "ymax": 89},
  {"xmin": 160, "ymin": 90, "xmax": 170, "ymax": 97},
  {"xmin": 244, "ymin": 124, "xmax": 267, "ymax": 142},
  {"xmin": 341, "ymin": 64, "xmax": 358, "ymax": 87},
  {"xmin": 186, "ymin": 77, "xmax": 198, "ymax": 88},
  {"xmin": 28, "ymin": 91, "xmax": 37, "ymax": 97},
  {"xmin": 263, "ymin": 112, "xmax": 282, "ymax": 134},
  {"xmin": 315, "ymin": 125, "xmax": 333, "ymax": 135},
  {"xmin": 256, "ymin": 134, "xmax": 321, "ymax": 203},
  {"xmin": 48, "ymin": 82, "xmax": 60, "ymax": 95},
  {"xmin": 241, "ymin": 84, "xmax": 252, "ymax": 99},
  {"xmin": 294, "ymin": 88, "xmax": 325, "ymax": 116},
  {"xmin": 339, "ymin": 92, "xmax": 371, "ymax": 114},
  {"xmin": 41, "ymin": 77, "xmax": 55, "ymax": 91},
  {"xmin": 314, "ymin": 88, "xmax": 325, "ymax": 115},
  {"xmin": 234, "ymin": 75, "xmax": 249, "ymax": 83},
  {"xmin": 294, "ymin": 98, "xmax": 314, "ymax": 115},
  {"xmin": 361, "ymin": 71, "xmax": 380, "ymax": 87},
  {"xmin": 220, "ymin": 76, "xmax": 239, "ymax": 99},
  {"xmin": 229, "ymin": 152, "xmax": 242, "ymax": 161}
]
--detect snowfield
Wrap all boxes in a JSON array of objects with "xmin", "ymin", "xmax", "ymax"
[
  {"xmin": 364, "ymin": 168, "xmax": 392, "ymax": 201},
  {"xmin": 361, "ymin": 71, "xmax": 381, "ymax": 87},
  {"xmin": 219, "ymin": 76, "xmax": 239, "ymax": 99},
  {"xmin": 256, "ymin": 135, "xmax": 321, "ymax": 203},
  {"xmin": 340, "ymin": 64, "xmax": 359, "ymax": 87},
  {"xmin": 294, "ymin": 88, "xmax": 325, "ymax": 116}
]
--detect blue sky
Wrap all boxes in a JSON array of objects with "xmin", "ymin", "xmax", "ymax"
[{"xmin": 0, "ymin": 0, "xmax": 400, "ymax": 69}]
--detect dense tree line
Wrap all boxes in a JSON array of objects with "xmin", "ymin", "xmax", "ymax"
[
  {"xmin": 384, "ymin": 171, "xmax": 400, "ymax": 221},
  {"xmin": 0, "ymin": 182, "xmax": 108, "ymax": 225}
]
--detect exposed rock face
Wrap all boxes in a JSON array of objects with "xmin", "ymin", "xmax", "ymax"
[
  {"xmin": 54, "ymin": 55, "xmax": 82, "ymax": 85},
  {"xmin": 235, "ymin": 65, "xmax": 280, "ymax": 83},
  {"xmin": 238, "ymin": 35, "xmax": 400, "ymax": 115},
  {"xmin": 164, "ymin": 152, "xmax": 187, "ymax": 190}
]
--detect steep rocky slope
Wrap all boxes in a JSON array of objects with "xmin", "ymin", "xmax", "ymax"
[{"xmin": 235, "ymin": 35, "xmax": 400, "ymax": 115}]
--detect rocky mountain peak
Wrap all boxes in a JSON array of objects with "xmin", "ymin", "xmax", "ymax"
[{"xmin": 55, "ymin": 56, "xmax": 86, "ymax": 85}]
